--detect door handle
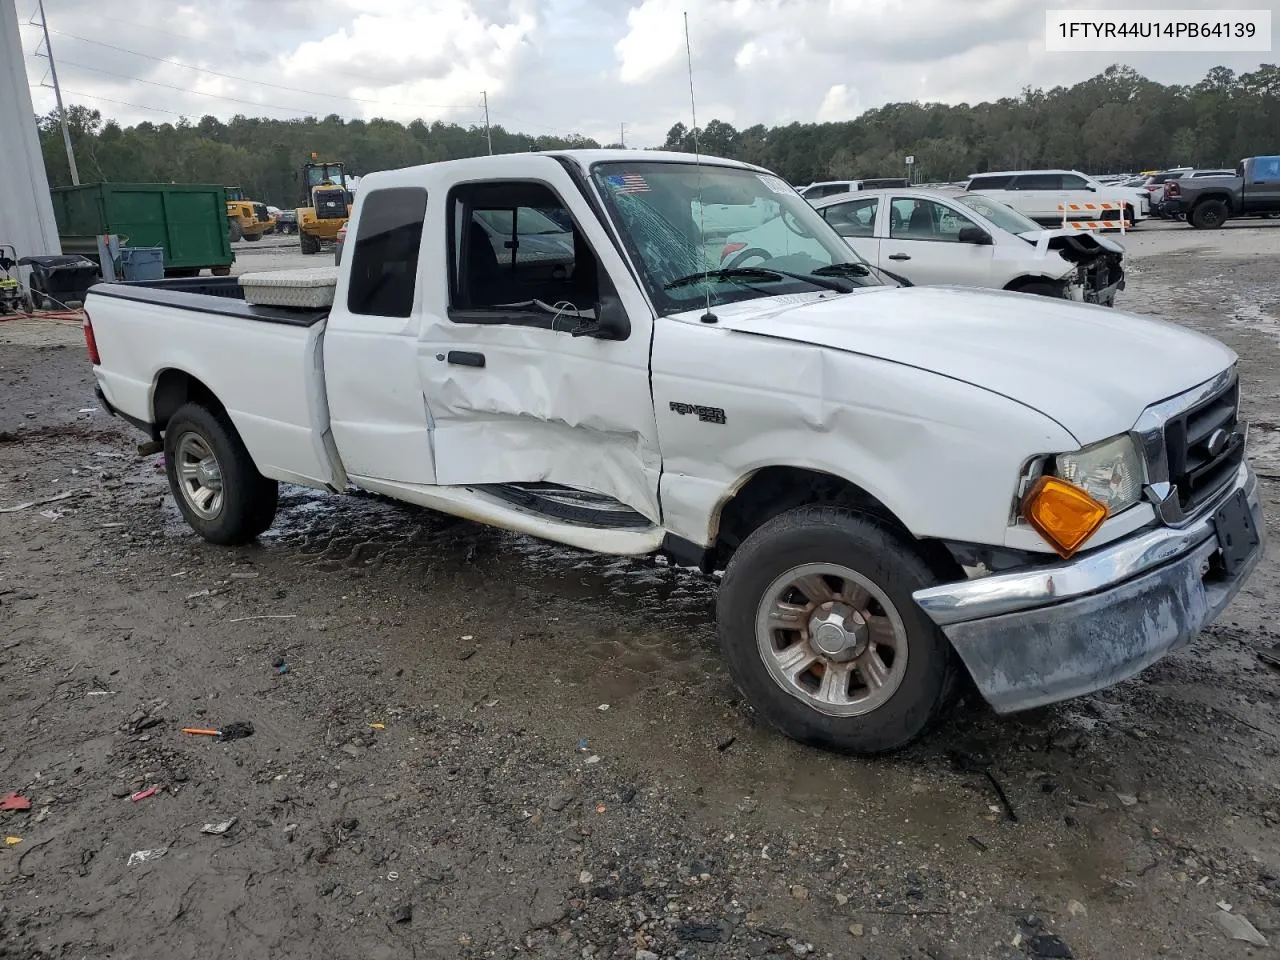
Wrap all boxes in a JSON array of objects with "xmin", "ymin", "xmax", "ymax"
[
  {"xmin": 888, "ymin": 254, "xmax": 911, "ymax": 261},
  {"xmin": 447, "ymin": 350, "xmax": 485, "ymax": 367}
]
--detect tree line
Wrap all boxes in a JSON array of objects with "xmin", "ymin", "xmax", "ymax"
[{"xmin": 36, "ymin": 63, "xmax": 1280, "ymax": 203}]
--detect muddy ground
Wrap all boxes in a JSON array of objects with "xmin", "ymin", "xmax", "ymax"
[{"xmin": 3, "ymin": 222, "xmax": 1280, "ymax": 960}]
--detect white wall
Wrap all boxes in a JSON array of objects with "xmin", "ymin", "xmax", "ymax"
[{"xmin": 0, "ymin": 0, "xmax": 61, "ymax": 265}]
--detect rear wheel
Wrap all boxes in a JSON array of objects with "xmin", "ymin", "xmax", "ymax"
[
  {"xmin": 228, "ymin": 219, "xmax": 243, "ymax": 243},
  {"xmin": 299, "ymin": 231, "xmax": 320, "ymax": 255},
  {"xmin": 164, "ymin": 403, "xmax": 278, "ymax": 545},
  {"xmin": 1190, "ymin": 199, "xmax": 1229, "ymax": 230},
  {"xmin": 717, "ymin": 506, "xmax": 961, "ymax": 754},
  {"xmin": 244, "ymin": 232, "xmax": 262, "ymax": 242}
]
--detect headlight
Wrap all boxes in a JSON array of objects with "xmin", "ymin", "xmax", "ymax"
[{"xmin": 1055, "ymin": 434, "xmax": 1144, "ymax": 515}]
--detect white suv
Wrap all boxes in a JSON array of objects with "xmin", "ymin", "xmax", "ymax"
[
  {"xmin": 965, "ymin": 170, "xmax": 1149, "ymax": 224},
  {"xmin": 798, "ymin": 178, "xmax": 910, "ymax": 202}
]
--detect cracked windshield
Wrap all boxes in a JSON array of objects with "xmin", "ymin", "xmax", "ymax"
[{"xmin": 592, "ymin": 162, "xmax": 882, "ymax": 314}]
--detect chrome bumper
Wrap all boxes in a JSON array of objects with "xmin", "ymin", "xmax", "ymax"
[{"xmin": 913, "ymin": 463, "xmax": 1264, "ymax": 713}]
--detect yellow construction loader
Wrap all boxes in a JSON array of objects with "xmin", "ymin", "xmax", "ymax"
[
  {"xmin": 296, "ymin": 159, "xmax": 350, "ymax": 255},
  {"xmin": 226, "ymin": 187, "xmax": 274, "ymax": 243}
]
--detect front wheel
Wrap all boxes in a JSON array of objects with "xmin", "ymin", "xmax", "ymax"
[
  {"xmin": 164, "ymin": 403, "xmax": 278, "ymax": 545},
  {"xmin": 299, "ymin": 231, "xmax": 320, "ymax": 255},
  {"xmin": 717, "ymin": 506, "xmax": 961, "ymax": 754}
]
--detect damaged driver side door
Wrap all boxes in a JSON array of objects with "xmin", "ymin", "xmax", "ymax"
[{"xmin": 417, "ymin": 158, "xmax": 662, "ymax": 524}]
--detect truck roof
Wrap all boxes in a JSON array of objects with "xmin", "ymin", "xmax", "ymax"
[{"xmin": 358, "ymin": 149, "xmax": 758, "ymax": 190}]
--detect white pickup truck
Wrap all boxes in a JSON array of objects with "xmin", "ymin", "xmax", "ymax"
[{"xmin": 85, "ymin": 150, "xmax": 1263, "ymax": 754}]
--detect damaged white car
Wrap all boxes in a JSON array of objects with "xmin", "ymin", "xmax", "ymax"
[
  {"xmin": 725, "ymin": 188, "xmax": 1126, "ymax": 305},
  {"xmin": 84, "ymin": 150, "xmax": 1261, "ymax": 755}
]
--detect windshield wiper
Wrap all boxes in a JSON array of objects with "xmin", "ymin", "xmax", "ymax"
[
  {"xmin": 812, "ymin": 262, "xmax": 870, "ymax": 278},
  {"xmin": 813, "ymin": 261, "xmax": 913, "ymax": 288},
  {"xmin": 664, "ymin": 267, "xmax": 784, "ymax": 290},
  {"xmin": 666, "ymin": 266, "xmax": 855, "ymax": 294}
]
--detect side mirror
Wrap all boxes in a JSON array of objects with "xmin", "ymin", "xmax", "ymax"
[
  {"xmin": 578, "ymin": 293, "xmax": 632, "ymax": 343},
  {"xmin": 571, "ymin": 267, "xmax": 631, "ymax": 340},
  {"xmin": 957, "ymin": 226, "xmax": 992, "ymax": 245},
  {"xmin": 1086, "ymin": 184, "xmax": 1097, "ymax": 191}
]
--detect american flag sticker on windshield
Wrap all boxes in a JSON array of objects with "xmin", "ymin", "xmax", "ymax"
[{"xmin": 607, "ymin": 173, "xmax": 651, "ymax": 194}]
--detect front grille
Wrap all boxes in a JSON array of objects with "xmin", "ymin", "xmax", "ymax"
[
  {"xmin": 1163, "ymin": 378, "xmax": 1243, "ymax": 513},
  {"xmin": 314, "ymin": 190, "xmax": 346, "ymax": 220}
]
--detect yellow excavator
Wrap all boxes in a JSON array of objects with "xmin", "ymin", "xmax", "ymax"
[
  {"xmin": 296, "ymin": 158, "xmax": 350, "ymax": 255},
  {"xmin": 226, "ymin": 187, "xmax": 274, "ymax": 243}
]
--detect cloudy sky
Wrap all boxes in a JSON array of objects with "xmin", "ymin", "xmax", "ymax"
[{"xmin": 15, "ymin": 0, "xmax": 1277, "ymax": 146}]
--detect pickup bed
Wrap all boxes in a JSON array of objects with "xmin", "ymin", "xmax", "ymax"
[
  {"xmin": 1165, "ymin": 155, "xmax": 1280, "ymax": 228},
  {"xmin": 86, "ymin": 150, "xmax": 1263, "ymax": 754}
]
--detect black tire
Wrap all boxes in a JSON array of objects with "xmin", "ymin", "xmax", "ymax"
[
  {"xmin": 716, "ymin": 506, "xmax": 961, "ymax": 754},
  {"xmin": 243, "ymin": 232, "xmax": 262, "ymax": 242},
  {"xmin": 164, "ymin": 402, "xmax": 278, "ymax": 545},
  {"xmin": 1010, "ymin": 280, "xmax": 1065, "ymax": 299},
  {"xmin": 299, "ymin": 231, "xmax": 320, "ymax": 255},
  {"xmin": 1190, "ymin": 199, "xmax": 1229, "ymax": 230},
  {"xmin": 228, "ymin": 219, "xmax": 243, "ymax": 243}
]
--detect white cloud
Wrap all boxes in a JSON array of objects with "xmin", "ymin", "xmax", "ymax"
[
  {"xmin": 817, "ymin": 84, "xmax": 858, "ymax": 122},
  {"xmin": 14, "ymin": 0, "xmax": 1274, "ymax": 149}
]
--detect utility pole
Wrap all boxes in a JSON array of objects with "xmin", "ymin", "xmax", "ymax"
[
  {"xmin": 482, "ymin": 91, "xmax": 492, "ymax": 155},
  {"xmin": 37, "ymin": 0, "xmax": 79, "ymax": 184},
  {"xmin": 620, "ymin": 122, "xmax": 627, "ymax": 148}
]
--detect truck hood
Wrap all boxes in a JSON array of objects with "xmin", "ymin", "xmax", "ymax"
[{"xmin": 683, "ymin": 287, "xmax": 1234, "ymax": 442}]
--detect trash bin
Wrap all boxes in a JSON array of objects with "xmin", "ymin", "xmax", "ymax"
[
  {"xmin": 18, "ymin": 255, "xmax": 101, "ymax": 309},
  {"xmin": 118, "ymin": 246, "xmax": 165, "ymax": 282}
]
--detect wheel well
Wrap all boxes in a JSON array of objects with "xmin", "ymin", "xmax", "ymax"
[
  {"xmin": 152, "ymin": 370, "xmax": 224, "ymax": 431},
  {"xmin": 1004, "ymin": 275, "xmax": 1059, "ymax": 293},
  {"xmin": 1193, "ymin": 193, "xmax": 1233, "ymax": 211},
  {"xmin": 711, "ymin": 467, "xmax": 956, "ymax": 575}
]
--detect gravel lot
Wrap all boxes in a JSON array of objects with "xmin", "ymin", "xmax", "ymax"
[{"xmin": 2, "ymin": 220, "xmax": 1280, "ymax": 960}]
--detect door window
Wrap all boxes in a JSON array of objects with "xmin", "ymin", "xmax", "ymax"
[
  {"xmin": 448, "ymin": 181, "xmax": 599, "ymax": 324},
  {"xmin": 1059, "ymin": 174, "xmax": 1090, "ymax": 189},
  {"xmin": 888, "ymin": 198, "xmax": 979, "ymax": 242},
  {"xmin": 347, "ymin": 187, "xmax": 427, "ymax": 318},
  {"xmin": 1249, "ymin": 156, "xmax": 1280, "ymax": 181},
  {"xmin": 822, "ymin": 197, "xmax": 879, "ymax": 236}
]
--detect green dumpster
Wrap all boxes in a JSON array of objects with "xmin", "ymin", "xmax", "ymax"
[{"xmin": 50, "ymin": 183, "xmax": 234, "ymax": 276}]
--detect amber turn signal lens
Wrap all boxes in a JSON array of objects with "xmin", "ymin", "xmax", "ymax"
[{"xmin": 1021, "ymin": 476, "xmax": 1108, "ymax": 558}]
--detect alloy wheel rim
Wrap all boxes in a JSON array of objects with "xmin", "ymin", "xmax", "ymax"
[
  {"xmin": 755, "ymin": 562, "xmax": 909, "ymax": 717},
  {"xmin": 175, "ymin": 432, "xmax": 225, "ymax": 520}
]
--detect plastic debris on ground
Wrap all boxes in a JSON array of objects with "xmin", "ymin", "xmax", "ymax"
[
  {"xmin": 1216, "ymin": 910, "xmax": 1268, "ymax": 946},
  {"xmin": 130, "ymin": 786, "xmax": 158, "ymax": 802},
  {"xmin": 127, "ymin": 847, "xmax": 167, "ymax": 866},
  {"xmin": 5, "ymin": 837, "xmax": 21, "ymax": 847},
  {"xmin": 1260, "ymin": 642, "xmax": 1280, "ymax": 669},
  {"xmin": 201, "ymin": 817, "xmax": 238, "ymax": 835},
  {"xmin": 0, "ymin": 793, "xmax": 32, "ymax": 811}
]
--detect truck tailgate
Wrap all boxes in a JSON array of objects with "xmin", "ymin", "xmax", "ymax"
[{"xmin": 87, "ymin": 283, "xmax": 340, "ymax": 490}]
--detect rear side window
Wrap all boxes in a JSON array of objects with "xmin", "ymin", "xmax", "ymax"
[
  {"xmin": 1012, "ymin": 174, "xmax": 1062, "ymax": 190},
  {"xmin": 968, "ymin": 175, "xmax": 1014, "ymax": 190},
  {"xmin": 347, "ymin": 187, "xmax": 427, "ymax": 318}
]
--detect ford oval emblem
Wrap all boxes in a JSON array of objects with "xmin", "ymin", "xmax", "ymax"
[{"xmin": 1206, "ymin": 428, "xmax": 1230, "ymax": 457}]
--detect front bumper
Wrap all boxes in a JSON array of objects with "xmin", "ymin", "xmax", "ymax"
[{"xmin": 913, "ymin": 463, "xmax": 1264, "ymax": 713}]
